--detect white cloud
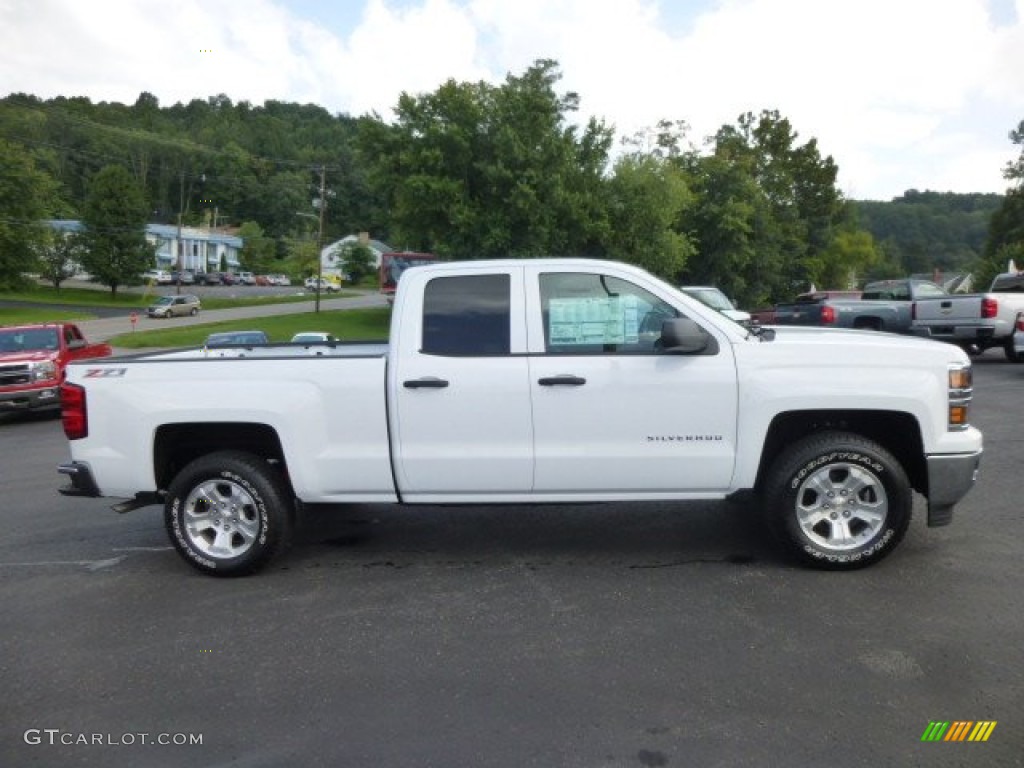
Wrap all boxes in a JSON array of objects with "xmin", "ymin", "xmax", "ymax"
[
  {"xmin": 1, "ymin": 0, "xmax": 1021, "ymax": 197},
  {"xmin": 340, "ymin": 0, "xmax": 488, "ymax": 117}
]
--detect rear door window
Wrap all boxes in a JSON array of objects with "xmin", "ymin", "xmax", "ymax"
[{"xmin": 422, "ymin": 274, "xmax": 511, "ymax": 356}]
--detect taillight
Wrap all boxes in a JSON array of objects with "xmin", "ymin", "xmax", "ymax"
[
  {"xmin": 911, "ymin": 302, "xmax": 917, "ymax": 321},
  {"xmin": 981, "ymin": 297, "xmax": 998, "ymax": 319},
  {"xmin": 821, "ymin": 305, "xmax": 836, "ymax": 324},
  {"xmin": 1016, "ymin": 313, "xmax": 1024, "ymax": 333},
  {"xmin": 60, "ymin": 382, "xmax": 88, "ymax": 440}
]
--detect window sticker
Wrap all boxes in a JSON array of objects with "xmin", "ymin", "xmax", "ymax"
[{"xmin": 549, "ymin": 296, "xmax": 641, "ymax": 346}]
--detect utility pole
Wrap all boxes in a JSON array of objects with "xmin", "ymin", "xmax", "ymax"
[
  {"xmin": 175, "ymin": 170, "xmax": 184, "ymax": 294},
  {"xmin": 315, "ymin": 164, "xmax": 326, "ymax": 314}
]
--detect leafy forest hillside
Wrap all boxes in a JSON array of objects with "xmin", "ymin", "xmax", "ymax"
[
  {"xmin": 852, "ymin": 191, "xmax": 1004, "ymax": 280},
  {"xmin": 2, "ymin": 59, "xmax": 1021, "ymax": 303}
]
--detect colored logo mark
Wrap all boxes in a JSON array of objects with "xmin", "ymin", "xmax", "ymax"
[{"xmin": 921, "ymin": 721, "xmax": 997, "ymax": 742}]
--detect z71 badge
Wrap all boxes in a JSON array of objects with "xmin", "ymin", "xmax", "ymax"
[{"xmin": 84, "ymin": 368, "xmax": 127, "ymax": 378}]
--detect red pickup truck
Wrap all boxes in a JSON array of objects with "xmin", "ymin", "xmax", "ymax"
[{"xmin": 0, "ymin": 323, "xmax": 112, "ymax": 412}]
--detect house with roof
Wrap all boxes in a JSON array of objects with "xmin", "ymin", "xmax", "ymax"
[
  {"xmin": 320, "ymin": 232, "xmax": 392, "ymax": 278},
  {"xmin": 47, "ymin": 220, "xmax": 244, "ymax": 274}
]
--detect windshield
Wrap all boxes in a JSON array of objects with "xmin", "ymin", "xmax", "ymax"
[
  {"xmin": 0, "ymin": 328, "xmax": 59, "ymax": 352},
  {"xmin": 683, "ymin": 287, "xmax": 734, "ymax": 312}
]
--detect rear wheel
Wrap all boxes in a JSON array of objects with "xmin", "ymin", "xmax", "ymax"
[
  {"xmin": 762, "ymin": 432, "xmax": 911, "ymax": 570},
  {"xmin": 1004, "ymin": 337, "xmax": 1021, "ymax": 363},
  {"xmin": 165, "ymin": 450, "xmax": 293, "ymax": 576}
]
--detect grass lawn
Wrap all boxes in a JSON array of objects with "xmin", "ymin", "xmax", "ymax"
[
  {"xmin": 2, "ymin": 284, "xmax": 354, "ymax": 310},
  {"xmin": 0, "ymin": 307, "xmax": 94, "ymax": 325},
  {"xmin": 108, "ymin": 307, "xmax": 392, "ymax": 348}
]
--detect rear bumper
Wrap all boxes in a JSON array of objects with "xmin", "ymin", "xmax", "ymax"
[
  {"xmin": 0, "ymin": 385, "xmax": 60, "ymax": 411},
  {"xmin": 57, "ymin": 461, "xmax": 101, "ymax": 497},
  {"xmin": 926, "ymin": 450, "xmax": 983, "ymax": 526},
  {"xmin": 911, "ymin": 324, "xmax": 998, "ymax": 344}
]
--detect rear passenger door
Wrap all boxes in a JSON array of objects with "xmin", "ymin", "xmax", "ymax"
[{"xmin": 391, "ymin": 268, "xmax": 534, "ymax": 498}]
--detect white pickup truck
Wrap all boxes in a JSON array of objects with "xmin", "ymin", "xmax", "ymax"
[{"xmin": 57, "ymin": 259, "xmax": 983, "ymax": 576}]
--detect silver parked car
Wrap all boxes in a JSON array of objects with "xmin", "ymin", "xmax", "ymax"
[{"xmin": 147, "ymin": 294, "xmax": 201, "ymax": 318}]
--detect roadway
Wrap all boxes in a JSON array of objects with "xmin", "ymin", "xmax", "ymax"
[{"xmin": 0, "ymin": 352, "xmax": 1021, "ymax": 766}]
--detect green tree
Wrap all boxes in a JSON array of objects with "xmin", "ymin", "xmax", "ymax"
[
  {"xmin": 678, "ymin": 148, "xmax": 766, "ymax": 305},
  {"xmin": 237, "ymin": 220, "xmax": 276, "ymax": 273},
  {"xmin": 1004, "ymin": 120, "xmax": 1024, "ymax": 185},
  {"xmin": 979, "ymin": 122, "xmax": 1024, "ymax": 287},
  {"xmin": 605, "ymin": 154, "xmax": 694, "ymax": 278},
  {"xmin": 79, "ymin": 165, "xmax": 153, "ymax": 297},
  {"xmin": 357, "ymin": 59, "xmax": 613, "ymax": 259},
  {"xmin": 681, "ymin": 110, "xmax": 848, "ymax": 303},
  {"xmin": 817, "ymin": 225, "xmax": 881, "ymax": 289},
  {"xmin": 338, "ymin": 241, "xmax": 375, "ymax": 284},
  {"xmin": 36, "ymin": 229, "xmax": 83, "ymax": 289},
  {"xmin": 0, "ymin": 138, "xmax": 59, "ymax": 288}
]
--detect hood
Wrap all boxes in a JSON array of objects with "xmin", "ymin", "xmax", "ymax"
[
  {"xmin": 0, "ymin": 350, "xmax": 57, "ymax": 364},
  {"xmin": 750, "ymin": 325, "xmax": 969, "ymax": 364}
]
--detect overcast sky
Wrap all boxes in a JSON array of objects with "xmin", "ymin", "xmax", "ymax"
[{"xmin": 2, "ymin": 0, "xmax": 1022, "ymax": 200}]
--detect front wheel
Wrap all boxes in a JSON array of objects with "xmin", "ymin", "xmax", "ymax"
[
  {"xmin": 761, "ymin": 432, "xmax": 911, "ymax": 570},
  {"xmin": 165, "ymin": 450, "xmax": 293, "ymax": 576}
]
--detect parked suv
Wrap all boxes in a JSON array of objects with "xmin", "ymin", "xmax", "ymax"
[
  {"xmin": 304, "ymin": 277, "xmax": 339, "ymax": 293},
  {"xmin": 147, "ymin": 294, "xmax": 201, "ymax": 318},
  {"xmin": 142, "ymin": 269, "xmax": 172, "ymax": 285}
]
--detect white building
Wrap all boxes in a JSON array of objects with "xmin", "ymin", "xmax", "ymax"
[
  {"xmin": 48, "ymin": 220, "xmax": 244, "ymax": 274},
  {"xmin": 319, "ymin": 233, "xmax": 392, "ymax": 279},
  {"xmin": 148, "ymin": 224, "xmax": 244, "ymax": 273}
]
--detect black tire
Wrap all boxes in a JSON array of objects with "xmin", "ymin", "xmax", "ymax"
[
  {"xmin": 190, "ymin": 307, "xmax": 198, "ymax": 316},
  {"xmin": 165, "ymin": 450, "xmax": 293, "ymax": 577},
  {"xmin": 1003, "ymin": 337, "xmax": 1021, "ymax": 363},
  {"xmin": 761, "ymin": 431, "xmax": 911, "ymax": 570}
]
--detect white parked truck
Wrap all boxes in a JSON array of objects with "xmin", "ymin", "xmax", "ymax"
[{"xmin": 57, "ymin": 259, "xmax": 983, "ymax": 576}]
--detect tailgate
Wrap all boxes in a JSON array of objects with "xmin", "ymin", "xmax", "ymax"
[{"xmin": 913, "ymin": 296, "xmax": 979, "ymax": 323}]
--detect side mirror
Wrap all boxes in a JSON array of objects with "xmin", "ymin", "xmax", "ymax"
[{"xmin": 661, "ymin": 318, "xmax": 715, "ymax": 354}]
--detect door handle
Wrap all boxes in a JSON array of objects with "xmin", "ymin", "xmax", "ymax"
[
  {"xmin": 403, "ymin": 377, "xmax": 449, "ymax": 389},
  {"xmin": 538, "ymin": 375, "xmax": 586, "ymax": 386}
]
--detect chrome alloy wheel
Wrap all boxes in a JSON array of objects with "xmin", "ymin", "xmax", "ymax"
[
  {"xmin": 183, "ymin": 479, "xmax": 261, "ymax": 559},
  {"xmin": 794, "ymin": 462, "xmax": 889, "ymax": 552}
]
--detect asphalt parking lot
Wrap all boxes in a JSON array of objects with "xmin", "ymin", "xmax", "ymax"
[{"xmin": 1, "ymin": 351, "xmax": 1021, "ymax": 767}]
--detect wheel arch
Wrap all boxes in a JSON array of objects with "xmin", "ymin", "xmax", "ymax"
[
  {"xmin": 154, "ymin": 422, "xmax": 289, "ymax": 493},
  {"xmin": 852, "ymin": 316, "xmax": 883, "ymax": 331},
  {"xmin": 755, "ymin": 410, "xmax": 926, "ymax": 495}
]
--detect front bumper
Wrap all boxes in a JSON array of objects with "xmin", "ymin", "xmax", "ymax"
[
  {"xmin": 926, "ymin": 450, "xmax": 983, "ymax": 526},
  {"xmin": 0, "ymin": 385, "xmax": 61, "ymax": 411}
]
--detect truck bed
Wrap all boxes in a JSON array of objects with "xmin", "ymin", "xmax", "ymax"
[{"xmin": 130, "ymin": 341, "xmax": 390, "ymax": 361}]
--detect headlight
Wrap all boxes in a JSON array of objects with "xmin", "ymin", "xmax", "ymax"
[
  {"xmin": 948, "ymin": 364, "xmax": 972, "ymax": 431},
  {"xmin": 32, "ymin": 360, "xmax": 58, "ymax": 381}
]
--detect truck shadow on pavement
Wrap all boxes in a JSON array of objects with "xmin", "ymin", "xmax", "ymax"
[{"xmin": 290, "ymin": 500, "xmax": 780, "ymax": 572}]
